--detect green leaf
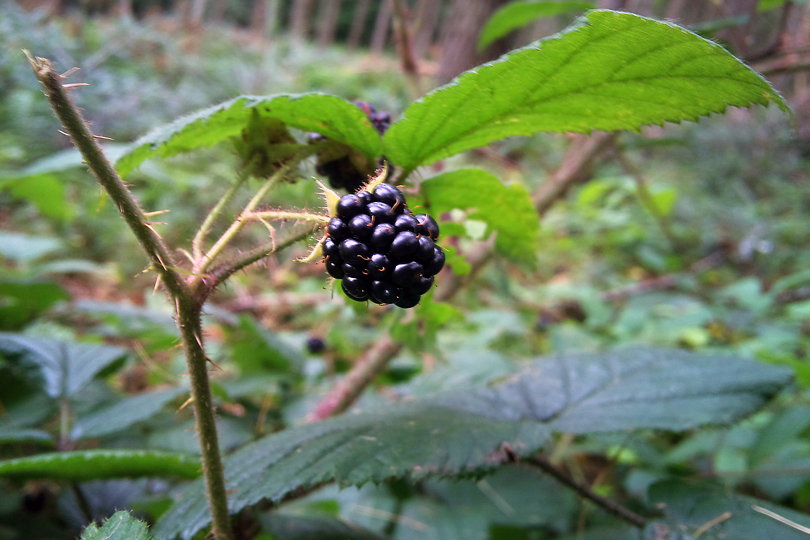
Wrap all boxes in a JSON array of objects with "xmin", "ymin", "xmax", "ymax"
[
  {"xmin": 80, "ymin": 510, "xmax": 156, "ymax": 540},
  {"xmin": 0, "ymin": 145, "xmax": 129, "ymax": 178},
  {"xmin": 648, "ymin": 479, "xmax": 810, "ymax": 539},
  {"xmin": 71, "ymin": 387, "xmax": 186, "ymax": 440},
  {"xmin": 262, "ymin": 513, "xmax": 387, "ymax": 540},
  {"xmin": 116, "ymin": 94, "xmax": 382, "ymax": 177},
  {"xmin": 421, "ymin": 169, "xmax": 539, "ymax": 264},
  {"xmin": 154, "ymin": 405, "xmax": 548, "ymax": 540},
  {"xmin": 2, "ymin": 174, "xmax": 72, "ymax": 221},
  {"xmin": 0, "ymin": 232, "xmax": 62, "ymax": 263},
  {"xmin": 478, "ymin": 0, "xmax": 594, "ymax": 50},
  {"xmin": 0, "ymin": 333, "xmax": 128, "ymax": 398},
  {"xmin": 0, "ymin": 449, "xmax": 200, "ymax": 480},
  {"xmin": 154, "ymin": 347, "xmax": 789, "ymax": 539},
  {"xmin": 0, "ymin": 427, "xmax": 54, "ymax": 446},
  {"xmin": 227, "ymin": 315, "xmax": 303, "ymax": 374},
  {"xmin": 0, "ymin": 280, "xmax": 69, "ymax": 331},
  {"xmin": 384, "ymin": 10, "xmax": 788, "ymax": 170},
  {"xmin": 537, "ymin": 348, "xmax": 791, "ymax": 433}
]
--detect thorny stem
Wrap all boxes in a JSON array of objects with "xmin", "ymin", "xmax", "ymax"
[
  {"xmin": 198, "ymin": 225, "xmax": 320, "ymax": 301},
  {"xmin": 245, "ymin": 210, "xmax": 330, "ymax": 224},
  {"xmin": 28, "ymin": 53, "xmax": 234, "ymax": 540},
  {"xmin": 306, "ymin": 132, "xmax": 616, "ymax": 422},
  {"xmin": 193, "ymin": 175, "xmax": 248, "ymax": 262},
  {"xmin": 191, "ymin": 165, "xmax": 291, "ymax": 286},
  {"xmin": 525, "ymin": 455, "xmax": 648, "ymax": 529},
  {"xmin": 25, "ymin": 52, "xmax": 189, "ymax": 302}
]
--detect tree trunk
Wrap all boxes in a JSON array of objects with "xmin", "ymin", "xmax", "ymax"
[
  {"xmin": 413, "ymin": 0, "xmax": 441, "ymax": 59},
  {"xmin": 370, "ymin": 0, "xmax": 393, "ymax": 54},
  {"xmin": 347, "ymin": 0, "xmax": 372, "ymax": 49},
  {"xmin": 436, "ymin": 0, "xmax": 509, "ymax": 84},
  {"xmin": 290, "ymin": 0, "xmax": 315, "ymax": 40},
  {"xmin": 317, "ymin": 0, "xmax": 342, "ymax": 47}
]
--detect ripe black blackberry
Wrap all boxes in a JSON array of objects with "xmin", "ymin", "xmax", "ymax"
[
  {"xmin": 310, "ymin": 101, "xmax": 393, "ymax": 193},
  {"xmin": 324, "ymin": 183, "xmax": 445, "ymax": 308}
]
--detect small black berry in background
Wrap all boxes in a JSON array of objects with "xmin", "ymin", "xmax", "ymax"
[
  {"xmin": 306, "ymin": 336, "xmax": 326, "ymax": 354},
  {"xmin": 324, "ymin": 182, "xmax": 445, "ymax": 308}
]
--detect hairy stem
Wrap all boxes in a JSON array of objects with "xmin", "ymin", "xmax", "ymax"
[
  {"xmin": 26, "ymin": 52, "xmax": 188, "ymax": 301},
  {"xmin": 176, "ymin": 305, "xmax": 232, "ymax": 539},
  {"xmin": 193, "ymin": 176, "xmax": 248, "ymax": 262},
  {"xmin": 245, "ymin": 210, "xmax": 330, "ymax": 223},
  {"xmin": 198, "ymin": 225, "xmax": 319, "ymax": 301},
  {"xmin": 28, "ymin": 53, "xmax": 234, "ymax": 540},
  {"xmin": 525, "ymin": 455, "xmax": 647, "ymax": 528},
  {"xmin": 191, "ymin": 165, "xmax": 290, "ymax": 285}
]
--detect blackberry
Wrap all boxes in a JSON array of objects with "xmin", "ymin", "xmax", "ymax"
[
  {"xmin": 310, "ymin": 101, "xmax": 394, "ymax": 192},
  {"xmin": 324, "ymin": 183, "xmax": 445, "ymax": 308}
]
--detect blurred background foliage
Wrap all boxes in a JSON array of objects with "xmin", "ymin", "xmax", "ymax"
[{"xmin": 1, "ymin": 0, "xmax": 809, "ymax": 538}]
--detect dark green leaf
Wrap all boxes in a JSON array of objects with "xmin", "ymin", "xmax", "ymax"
[
  {"xmin": 262, "ymin": 513, "xmax": 387, "ymax": 540},
  {"xmin": 386, "ymin": 466, "xmax": 576, "ymax": 540},
  {"xmin": 116, "ymin": 94, "xmax": 382, "ymax": 176},
  {"xmin": 478, "ymin": 0, "xmax": 594, "ymax": 50},
  {"xmin": 154, "ymin": 347, "xmax": 789, "ymax": 539},
  {"xmin": 79, "ymin": 510, "xmax": 156, "ymax": 540},
  {"xmin": 0, "ymin": 334, "xmax": 127, "ymax": 399},
  {"xmin": 227, "ymin": 315, "xmax": 303, "ymax": 374},
  {"xmin": 71, "ymin": 387, "xmax": 186, "ymax": 440},
  {"xmin": 648, "ymin": 479, "xmax": 810, "ymax": 539},
  {"xmin": 421, "ymin": 169, "xmax": 539, "ymax": 264},
  {"xmin": 153, "ymin": 405, "xmax": 548, "ymax": 539},
  {"xmin": 384, "ymin": 10, "xmax": 788, "ymax": 170},
  {"xmin": 0, "ymin": 449, "xmax": 200, "ymax": 480},
  {"xmin": 495, "ymin": 347, "xmax": 791, "ymax": 433},
  {"xmin": 0, "ymin": 280, "xmax": 69, "ymax": 331}
]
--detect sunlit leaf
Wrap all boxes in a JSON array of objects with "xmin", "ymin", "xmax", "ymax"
[
  {"xmin": 421, "ymin": 169, "xmax": 539, "ymax": 265},
  {"xmin": 116, "ymin": 94, "xmax": 382, "ymax": 176},
  {"xmin": 384, "ymin": 10, "xmax": 788, "ymax": 170}
]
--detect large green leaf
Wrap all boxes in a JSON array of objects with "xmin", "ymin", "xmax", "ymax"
[
  {"xmin": 384, "ymin": 10, "xmax": 788, "ymax": 171},
  {"xmin": 80, "ymin": 510, "xmax": 156, "ymax": 540},
  {"xmin": 116, "ymin": 94, "xmax": 382, "ymax": 176},
  {"xmin": 648, "ymin": 479, "xmax": 810, "ymax": 539},
  {"xmin": 154, "ymin": 405, "xmax": 546, "ymax": 539},
  {"xmin": 0, "ymin": 449, "xmax": 200, "ymax": 480},
  {"xmin": 421, "ymin": 169, "xmax": 539, "ymax": 264},
  {"xmin": 71, "ymin": 387, "xmax": 186, "ymax": 440},
  {"xmin": 154, "ymin": 348, "xmax": 789, "ymax": 539},
  {"xmin": 478, "ymin": 0, "xmax": 594, "ymax": 50},
  {"xmin": 0, "ymin": 333, "xmax": 127, "ymax": 398}
]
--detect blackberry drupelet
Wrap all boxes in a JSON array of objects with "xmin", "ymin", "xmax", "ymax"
[{"xmin": 324, "ymin": 183, "xmax": 444, "ymax": 308}]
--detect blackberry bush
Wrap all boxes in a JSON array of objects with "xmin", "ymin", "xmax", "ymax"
[{"xmin": 323, "ymin": 182, "xmax": 444, "ymax": 308}]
